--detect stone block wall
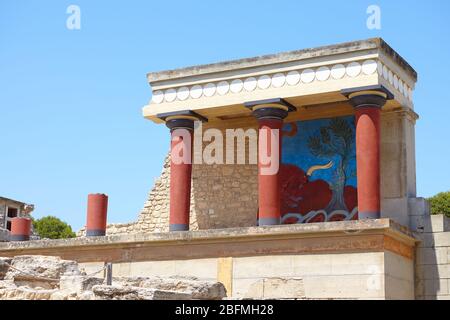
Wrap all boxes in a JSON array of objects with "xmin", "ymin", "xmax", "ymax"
[
  {"xmin": 415, "ymin": 214, "xmax": 450, "ymax": 300},
  {"xmin": 380, "ymin": 109, "xmax": 419, "ymax": 227}
]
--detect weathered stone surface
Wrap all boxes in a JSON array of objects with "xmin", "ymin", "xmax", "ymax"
[
  {"xmin": 92, "ymin": 285, "xmax": 192, "ymax": 300},
  {"xmin": 244, "ymin": 278, "xmax": 305, "ymax": 299},
  {"xmin": 5, "ymin": 255, "xmax": 81, "ymax": 288},
  {"xmin": 112, "ymin": 276, "xmax": 227, "ymax": 300},
  {"xmin": 60, "ymin": 275, "xmax": 104, "ymax": 294},
  {"xmin": 0, "ymin": 284, "xmax": 58, "ymax": 300},
  {"xmin": 0, "ymin": 257, "xmax": 12, "ymax": 279},
  {"xmin": 0, "ymin": 255, "xmax": 226, "ymax": 300}
]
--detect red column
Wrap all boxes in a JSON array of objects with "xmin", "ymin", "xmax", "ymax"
[
  {"xmin": 10, "ymin": 217, "xmax": 31, "ymax": 241},
  {"xmin": 158, "ymin": 111, "xmax": 206, "ymax": 232},
  {"xmin": 343, "ymin": 87, "xmax": 391, "ymax": 220},
  {"xmin": 258, "ymin": 119, "xmax": 283, "ymax": 225},
  {"xmin": 169, "ymin": 128, "xmax": 193, "ymax": 231},
  {"xmin": 244, "ymin": 99, "xmax": 295, "ymax": 226},
  {"xmin": 355, "ymin": 106, "xmax": 381, "ymax": 219},
  {"xmin": 86, "ymin": 193, "xmax": 108, "ymax": 236}
]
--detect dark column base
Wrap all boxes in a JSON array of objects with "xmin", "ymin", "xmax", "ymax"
[
  {"xmin": 10, "ymin": 234, "xmax": 30, "ymax": 241},
  {"xmin": 258, "ymin": 217, "xmax": 281, "ymax": 226},
  {"xmin": 86, "ymin": 229, "xmax": 106, "ymax": 237},
  {"xmin": 169, "ymin": 224, "xmax": 189, "ymax": 231},
  {"xmin": 358, "ymin": 211, "xmax": 381, "ymax": 220}
]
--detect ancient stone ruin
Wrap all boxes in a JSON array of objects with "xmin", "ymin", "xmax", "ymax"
[{"xmin": 0, "ymin": 255, "xmax": 226, "ymax": 300}]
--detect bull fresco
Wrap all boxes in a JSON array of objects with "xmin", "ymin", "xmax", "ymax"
[{"xmin": 281, "ymin": 116, "xmax": 358, "ymax": 224}]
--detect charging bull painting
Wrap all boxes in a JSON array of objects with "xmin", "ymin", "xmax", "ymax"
[{"xmin": 281, "ymin": 116, "xmax": 358, "ymax": 224}]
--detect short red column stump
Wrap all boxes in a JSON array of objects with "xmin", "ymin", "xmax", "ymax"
[
  {"xmin": 86, "ymin": 193, "xmax": 108, "ymax": 236},
  {"xmin": 10, "ymin": 217, "xmax": 31, "ymax": 241}
]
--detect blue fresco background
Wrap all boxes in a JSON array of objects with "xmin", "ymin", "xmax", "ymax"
[{"xmin": 282, "ymin": 116, "xmax": 357, "ymax": 188}]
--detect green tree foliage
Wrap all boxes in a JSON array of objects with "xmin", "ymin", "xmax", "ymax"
[
  {"xmin": 427, "ymin": 191, "xmax": 450, "ymax": 217},
  {"xmin": 33, "ymin": 216, "xmax": 76, "ymax": 239}
]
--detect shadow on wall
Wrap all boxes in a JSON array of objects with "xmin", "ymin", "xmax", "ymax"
[{"xmin": 414, "ymin": 213, "xmax": 450, "ymax": 300}]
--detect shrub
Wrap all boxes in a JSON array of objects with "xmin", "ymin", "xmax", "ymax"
[
  {"xmin": 427, "ymin": 191, "xmax": 450, "ymax": 217},
  {"xmin": 33, "ymin": 216, "xmax": 76, "ymax": 239}
]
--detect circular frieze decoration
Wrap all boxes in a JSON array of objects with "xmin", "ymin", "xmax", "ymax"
[
  {"xmin": 346, "ymin": 62, "xmax": 361, "ymax": 78},
  {"xmin": 331, "ymin": 64, "xmax": 346, "ymax": 79},
  {"xmin": 243, "ymin": 77, "xmax": 257, "ymax": 91},
  {"xmin": 301, "ymin": 69, "xmax": 315, "ymax": 83},
  {"xmin": 230, "ymin": 79, "xmax": 243, "ymax": 93},
  {"xmin": 383, "ymin": 65, "xmax": 389, "ymax": 80},
  {"xmin": 399, "ymin": 80, "xmax": 404, "ymax": 95},
  {"xmin": 164, "ymin": 88, "xmax": 177, "ymax": 102},
  {"xmin": 272, "ymin": 73, "xmax": 286, "ymax": 88},
  {"xmin": 316, "ymin": 66, "xmax": 330, "ymax": 81},
  {"xmin": 377, "ymin": 61, "xmax": 383, "ymax": 75},
  {"xmin": 152, "ymin": 90, "xmax": 164, "ymax": 104},
  {"xmin": 286, "ymin": 71, "xmax": 300, "ymax": 85},
  {"xmin": 217, "ymin": 81, "xmax": 230, "ymax": 95},
  {"xmin": 176, "ymin": 87, "xmax": 190, "ymax": 101},
  {"xmin": 203, "ymin": 83, "xmax": 216, "ymax": 97},
  {"xmin": 404, "ymin": 84, "xmax": 411, "ymax": 99},
  {"xmin": 362, "ymin": 60, "xmax": 378, "ymax": 75},
  {"xmin": 257, "ymin": 75, "xmax": 271, "ymax": 89},
  {"xmin": 190, "ymin": 85, "xmax": 203, "ymax": 99},
  {"xmin": 388, "ymin": 70, "xmax": 394, "ymax": 85},
  {"xmin": 393, "ymin": 75, "xmax": 399, "ymax": 89}
]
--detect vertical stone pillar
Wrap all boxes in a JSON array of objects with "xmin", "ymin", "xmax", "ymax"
[
  {"xmin": 245, "ymin": 98, "xmax": 296, "ymax": 226},
  {"xmin": 157, "ymin": 111, "xmax": 207, "ymax": 231},
  {"xmin": 343, "ymin": 86, "xmax": 393, "ymax": 220},
  {"xmin": 10, "ymin": 217, "xmax": 31, "ymax": 241},
  {"xmin": 86, "ymin": 193, "xmax": 108, "ymax": 236}
]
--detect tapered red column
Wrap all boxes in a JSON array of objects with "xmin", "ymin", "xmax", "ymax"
[
  {"xmin": 158, "ymin": 111, "xmax": 207, "ymax": 231},
  {"xmin": 245, "ymin": 98, "xmax": 296, "ymax": 226},
  {"xmin": 343, "ymin": 86, "xmax": 393, "ymax": 220}
]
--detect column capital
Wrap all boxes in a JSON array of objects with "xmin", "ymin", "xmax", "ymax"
[
  {"xmin": 157, "ymin": 110, "xmax": 208, "ymax": 131},
  {"xmin": 244, "ymin": 98, "xmax": 296, "ymax": 120},
  {"xmin": 341, "ymin": 85, "xmax": 394, "ymax": 109}
]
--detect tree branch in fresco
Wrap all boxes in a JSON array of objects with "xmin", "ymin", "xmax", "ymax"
[{"xmin": 307, "ymin": 118, "xmax": 355, "ymax": 212}]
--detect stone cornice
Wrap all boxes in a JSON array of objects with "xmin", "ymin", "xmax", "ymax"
[
  {"xmin": 143, "ymin": 39, "xmax": 418, "ymax": 124},
  {"xmin": 147, "ymin": 38, "xmax": 417, "ymax": 83}
]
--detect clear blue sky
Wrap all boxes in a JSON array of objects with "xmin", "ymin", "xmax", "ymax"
[{"xmin": 1, "ymin": 1, "xmax": 449, "ymax": 231}]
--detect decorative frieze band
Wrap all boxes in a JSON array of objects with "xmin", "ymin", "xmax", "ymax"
[{"xmin": 151, "ymin": 59, "xmax": 413, "ymax": 104}]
